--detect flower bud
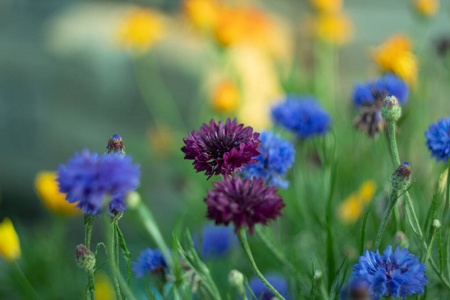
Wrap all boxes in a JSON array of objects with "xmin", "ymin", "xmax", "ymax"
[
  {"xmin": 75, "ymin": 244, "xmax": 96, "ymax": 271},
  {"xmin": 381, "ymin": 96, "xmax": 401, "ymax": 122},
  {"xmin": 228, "ymin": 270, "xmax": 244, "ymax": 288},
  {"xmin": 433, "ymin": 219, "xmax": 441, "ymax": 229},
  {"xmin": 394, "ymin": 231, "xmax": 409, "ymax": 248},
  {"xmin": 390, "ymin": 162, "xmax": 411, "ymax": 190},
  {"xmin": 106, "ymin": 134, "xmax": 125, "ymax": 156},
  {"xmin": 126, "ymin": 191, "xmax": 141, "ymax": 210}
]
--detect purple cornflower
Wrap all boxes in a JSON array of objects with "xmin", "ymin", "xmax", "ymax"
[
  {"xmin": 425, "ymin": 116, "xmax": 450, "ymax": 164},
  {"xmin": 204, "ymin": 176, "xmax": 285, "ymax": 234},
  {"xmin": 340, "ymin": 277, "xmax": 373, "ymax": 300},
  {"xmin": 247, "ymin": 274, "xmax": 290, "ymax": 300},
  {"xmin": 352, "ymin": 245, "xmax": 428, "ymax": 299},
  {"xmin": 132, "ymin": 248, "xmax": 167, "ymax": 278},
  {"xmin": 242, "ymin": 131, "xmax": 295, "ymax": 189},
  {"xmin": 352, "ymin": 73, "xmax": 409, "ymax": 107},
  {"xmin": 271, "ymin": 95, "xmax": 331, "ymax": 139},
  {"xmin": 57, "ymin": 150, "xmax": 140, "ymax": 215},
  {"xmin": 181, "ymin": 119, "xmax": 261, "ymax": 179}
]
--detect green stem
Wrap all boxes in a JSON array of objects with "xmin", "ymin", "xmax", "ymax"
[
  {"xmin": 424, "ymin": 226, "xmax": 438, "ymax": 265},
  {"xmin": 84, "ymin": 215, "xmax": 96, "ymax": 300},
  {"xmin": 444, "ymin": 164, "xmax": 450, "ymax": 219},
  {"xmin": 374, "ymin": 191, "xmax": 398, "ymax": 250},
  {"xmin": 12, "ymin": 261, "xmax": 41, "ymax": 300},
  {"xmin": 237, "ymin": 229, "xmax": 286, "ymax": 300},
  {"xmin": 387, "ymin": 121, "xmax": 423, "ymax": 238},
  {"xmin": 110, "ymin": 220, "xmax": 122, "ymax": 300}
]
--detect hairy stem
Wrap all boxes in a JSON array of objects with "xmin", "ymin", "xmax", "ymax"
[
  {"xmin": 374, "ymin": 191, "xmax": 398, "ymax": 250},
  {"xmin": 237, "ymin": 229, "xmax": 286, "ymax": 300},
  {"xmin": 84, "ymin": 215, "xmax": 96, "ymax": 300}
]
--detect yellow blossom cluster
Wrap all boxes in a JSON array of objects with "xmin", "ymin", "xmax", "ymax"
[
  {"xmin": 116, "ymin": 8, "xmax": 164, "ymax": 52},
  {"xmin": 414, "ymin": 0, "xmax": 439, "ymax": 17},
  {"xmin": 0, "ymin": 218, "xmax": 21, "ymax": 262},
  {"xmin": 309, "ymin": 0, "xmax": 352, "ymax": 46},
  {"xmin": 338, "ymin": 180, "xmax": 376, "ymax": 224},
  {"xmin": 372, "ymin": 35, "xmax": 418, "ymax": 85}
]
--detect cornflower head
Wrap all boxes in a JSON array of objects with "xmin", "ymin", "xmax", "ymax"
[
  {"xmin": 181, "ymin": 118, "xmax": 261, "ymax": 179},
  {"xmin": 352, "ymin": 74, "xmax": 408, "ymax": 139},
  {"xmin": 106, "ymin": 134, "xmax": 125, "ymax": 155},
  {"xmin": 132, "ymin": 248, "xmax": 167, "ymax": 278},
  {"xmin": 352, "ymin": 73, "xmax": 409, "ymax": 107},
  {"xmin": 115, "ymin": 8, "xmax": 164, "ymax": 52},
  {"xmin": 57, "ymin": 150, "xmax": 140, "ymax": 216},
  {"xmin": 198, "ymin": 223, "xmax": 237, "ymax": 259},
  {"xmin": 425, "ymin": 117, "xmax": 450, "ymax": 164},
  {"xmin": 242, "ymin": 131, "xmax": 295, "ymax": 189},
  {"xmin": 352, "ymin": 245, "xmax": 428, "ymax": 299},
  {"xmin": 271, "ymin": 95, "xmax": 331, "ymax": 139},
  {"xmin": 35, "ymin": 171, "xmax": 81, "ymax": 216},
  {"xmin": 372, "ymin": 35, "xmax": 418, "ymax": 85},
  {"xmin": 247, "ymin": 274, "xmax": 290, "ymax": 300},
  {"xmin": 204, "ymin": 176, "xmax": 284, "ymax": 234},
  {"xmin": 0, "ymin": 218, "xmax": 21, "ymax": 262}
]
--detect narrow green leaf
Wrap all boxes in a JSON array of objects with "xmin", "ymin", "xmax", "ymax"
[{"xmin": 360, "ymin": 200, "xmax": 374, "ymax": 254}]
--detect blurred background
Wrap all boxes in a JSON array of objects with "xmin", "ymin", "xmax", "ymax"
[{"xmin": 0, "ymin": 0, "xmax": 449, "ymax": 298}]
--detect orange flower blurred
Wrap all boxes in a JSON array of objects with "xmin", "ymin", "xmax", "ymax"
[
  {"xmin": 414, "ymin": 0, "xmax": 439, "ymax": 17},
  {"xmin": 116, "ymin": 8, "xmax": 164, "ymax": 52},
  {"xmin": 184, "ymin": 0, "xmax": 220, "ymax": 31},
  {"xmin": 35, "ymin": 171, "xmax": 81, "ymax": 216},
  {"xmin": 372, "ymin": 35, "xmax": 418, "ymax": 84},
  {"xmin": 211, "ymin": 80, "xmax": 240, "ymax": 113}
]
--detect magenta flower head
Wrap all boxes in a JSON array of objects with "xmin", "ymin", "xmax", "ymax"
[
  {"xmin": 204, "ymin": 176, "xmax": 285, "ymax": 234},
  {"xmin": 181, "ymin": 119, "xmax": 261, "ymax": 179}
]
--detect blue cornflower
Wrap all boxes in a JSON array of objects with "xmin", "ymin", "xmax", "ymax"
[
  {"xmin": 247, "ymin": 274, "xmax": 290, "ymax": 300},
  {"xmin": 271, "ymin": 95, "xmax": 331, "ymax": 139},
  {"xmin": 132, "ymin": 248, "xmax": 167, "ymax": 278},
  {"xmin": 352, "ymin": 245, "xmax": 428, "ymax": 299},
  {"xmin": 425, "ymin": 117, "xmax": 450, "ymax": 164},
  {"xmin": 352, "ymin": 73, "xmax": 409, "ymax": 107},
  {"xmin": 198, "ymin": 223, "xmax": 237, "ymax": 259},
  {"xmin": 242, "ymin": 131, "xmax": 295, "ymax": 189},
  {"xmin": 57, "ymin": 150, "xmax": 140, "ymax": 215}
]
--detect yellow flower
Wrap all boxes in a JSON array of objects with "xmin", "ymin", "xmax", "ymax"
[
  {"xmin": 358, "ymin": 180, "xmax": 376, "ymax": 204},
  {"xmin": 0, "ymin": 218, "xmax": 21, "ymax": 262},
  {"xmin": 211, "ymin": 81, "xmax": 239, "ymax": 112},
  {"xmin": 147, "ymin": 125, "xmax": 174, "ymax": 158},
  {"xmin": 414, "ymin": 0, "xmax": 439, "ymax": 17},
  {"xmin": 338, "ymin": 194, "xmax": 363, "ymax": 224},
  {"xmin": 35, "ymin": 171, "xmax": 81, "ymax": 216},
  {"xmin": 314, "ymin": 13, "xmax": 353, "ymax": 46},
  {"xmin": 310, "ymin": 0, "xmax": 343, "ymax": 14},
  {"xmin": 338, "ymin": 180, "xmax": 377, "ymax": 224},
  {"xmin": 184, "ymin": 0, "xmax": 220, "ymax": 31},
  {"xmin": 95, "ymin": 272, "xmax": 114, "ymax": 300},
  {"xmin": 116, "ymin": 8, "xmax": 164, "ymax": 52},
  {"xmin": 372, "ymin": 35, "xmax": 418, "ymax": 84}
]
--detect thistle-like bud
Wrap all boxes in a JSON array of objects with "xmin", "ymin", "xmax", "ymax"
[
  {"xmin": 106, "ymin": 134, "xmax": 125, "ymax": 156},
  {"xmin": 75, "ymin": 244, "xmax": 96, "ymax": 271},
  {"xmin": 390, "ymin": 162, "xmax": 411, "ymax": 190},
  {"xmin": 433, "ymin": 219, "xmax": 441, "ymax": 229},
  {"xmin": 393, "ymin": 231, "xmax": 409, "ymax": 248},
  {"xmin": 381, "ymin": 96, "xmax": 401, "ymax": 122},
  {"xmin": 228, "ymin": 270, "xmax": 244, "ymax": 288}
]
